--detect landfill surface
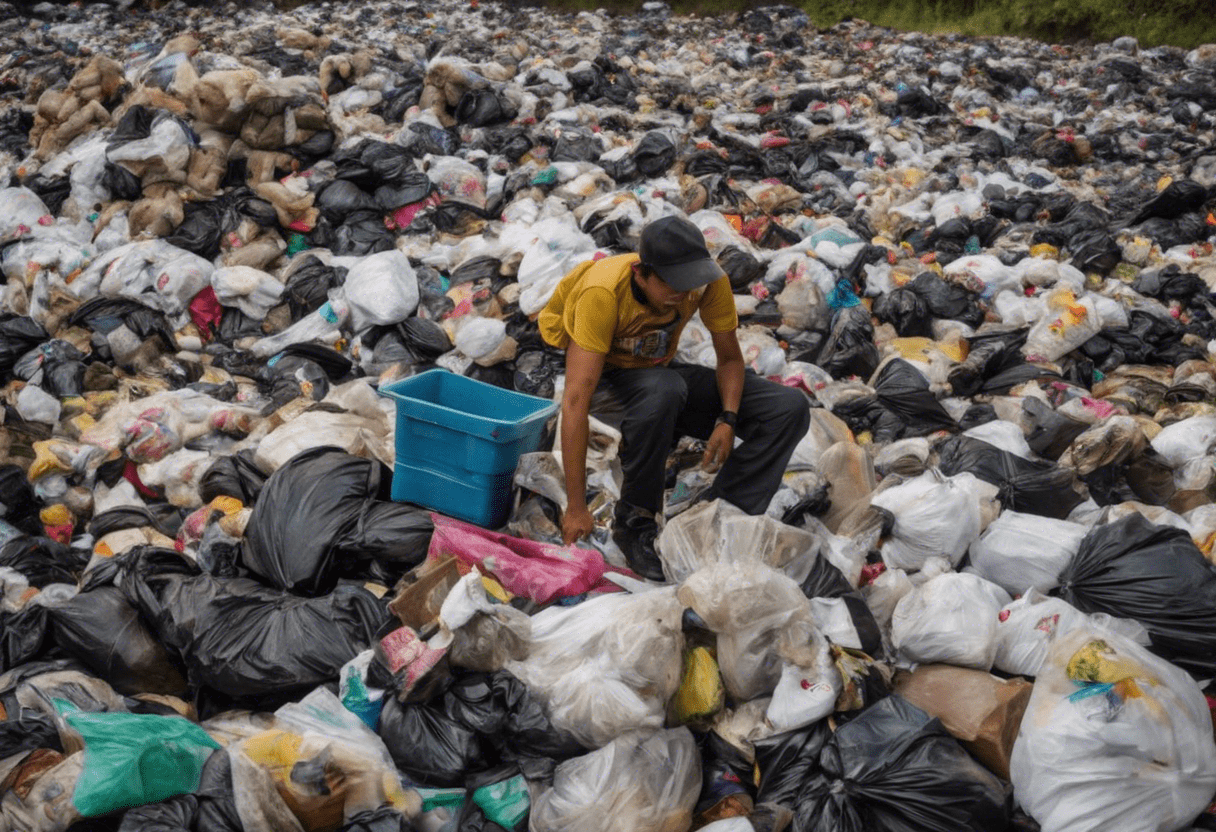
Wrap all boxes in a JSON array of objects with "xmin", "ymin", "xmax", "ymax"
[{"xmin": 3, "ymin": 0, "xmax": 1216, "ymax": 829}]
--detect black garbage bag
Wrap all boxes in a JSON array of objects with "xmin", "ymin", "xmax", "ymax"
[
  {"xmin": 696, "ymin": 731, "xmax": 758, "ymax": 818},
  {"xmin": 317, "ymin": 180, "xmax": 382, "ymax": 225},
  {"xmin": 873, "ymin": 288, "xmax": 932, "ymax": 338},
  {"xmin": 0, "ymin": 535, "xmax": 89, "ymax": 587},
  {"xmin": 408, "ymin": 122, "xmax": 460, "ymax": 156},
  {"xmin": 0, "ymin": 605, "xmax": 51, "ymax": 672},
  {"xmin": 0, "ymin": 709, "xmax": 62, "ymax": 756},
  {"xmin": 717, "ymin": 246, "xmax": 765, "ymax": 293},
  {"xmin": 798, "ymin": 555, "xmax": 883, "ymax": 658},
  {"xmin": 283, "ymin": 255, "xmax": 347, "ymax": 319},
  {"xmin": 632, "ymin": 131, "xmax": 677, "ymax": 177},
  {"xmin": 551, "ymin": 128, "xmax": 602, "ymax": 163},
  {"xmin": 1128, "ymin": 179, "xmax": 1209, "ymax": 225},
  {"xmin": 1069, "ymin": 230, "xmax": 1122, "ymax": 275},
  {"xmin": 242, "ymin": 447, "xmax": 430, "ymax": 595},
  {"xmin": 0, "ymin": 463, "xmax": 41, "ymax": 534},
  {"xmin": 376, "ymin": 172, "xmax": 433, "ymax": 211},
  {"xmin": 754, "ymin": 695, "xmax": 1011, "ymax": 832},
  {"xmin": 936, "ymin": 435, "xmax": 1085, "ymax": 519},
  {"xmin": 48, "ymin": 586, "xmax": 188, "ymax": 696},
  {"xmin": 13, "ymin": 339, "xmax": 87, "ymax": 397},
  {"xmin": 199, "ymin": 449, "xmax": 267, "ymax": 505},
  {"xmin": 68, "ymin": 296, "xmax": 176, "ymax": 349},
  {"xmin": 399, "ymin": 317, "xmax": 452, "ymax": 360},
  {"xmin": 0, "ymin": 315, "xmax": 48, "ymax": 380},
  {"xmin": 22, "ymin": 173, "xmax": 71, "ymax": 215},
  {"xmin": 102, "ymin": 161, "xmax": 142, "ymax": 201},
  {"xmin": 194, "ymin": 749, "xmax": 245, "ymax": 832},
  {"xmin": 1056, "ymin": 513, "xmax": 1216, "ymax": 678},
  {"xmin": 1020, "ymin": 397, "xmax": 1087, "ymax": 460},
  {"xmin": 872, "ymin": 359, "xmax": 957, "ymax": 437},
  {"xmin": 456, "ymin": 88, "xmax": 513, "ymax": 127},
  {"xmin": 378, "ymin": 671, "xmax": 584, "ymax": 787},
  {"xmin": 1132, "ymin": 264, "xmax": 1209, "ymax": 305},
  {"xmin": 947, "ymin": 329, "xmax": 1028, "ymax": 397},
  {"xmin": 513, "ymin": 350, "xmax": 563, "ymax": 400},
  {"xmin": 956, "ymin": 403, "xmax": 998, "ymax": 432},
  {"xmin": 817, "ymin": 305, "xmax": 879, "ymax": 379},
  {"xmin": 340, "ymin": 807, "xmax": 414, "ymax": 832},
  {"xmin": 117, "ymin": 795, "xmax": 198, "ymax": 832},
  {"xmin": 88, "ymin": 505, "xmax": 184, "ymax": 541},
  {"xmin": 906, "ymin": 272, "xmax": 985, "ymax": 328},
  {"xmin": 120, "ymin": 547, "xmax": 389, "ymax": 702}
]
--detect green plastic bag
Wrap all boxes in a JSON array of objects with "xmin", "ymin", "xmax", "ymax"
[
  {"xmin": 473, "ymin": 774, "xmax": 529, "ymax": 828},
  {"xmin": 63, "ymin": 704, "xmax": 221, "ymax": 817}
]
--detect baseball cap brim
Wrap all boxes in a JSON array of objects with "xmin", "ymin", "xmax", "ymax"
[{"xmin": 651, "ymin": 257, "xmax": 725, "ymax": 292}]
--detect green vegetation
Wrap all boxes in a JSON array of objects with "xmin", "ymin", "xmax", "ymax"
[{"xmin": 510, "ymin": 0, "xmax": 1216, "ymax": 50}]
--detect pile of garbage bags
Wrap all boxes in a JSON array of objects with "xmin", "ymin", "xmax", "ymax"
[{"xmin": 3, "ymin": 0, "xmax": 1216, "ymax": 827}]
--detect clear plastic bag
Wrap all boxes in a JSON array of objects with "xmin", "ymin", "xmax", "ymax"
[
  {"xmin": 342, "ymin": 250, "xmax": 419, "ymax": 332},
  {"xmin": 871, "ymin": 470, "xmax": 987, "ymax": 571},
  {"xmin": 506, "ymin": 588, "xmax": 685, "ymax": 748},
  {"xmin": 530, "ymin": 727, "xmax": 701, "ymax": 832}
]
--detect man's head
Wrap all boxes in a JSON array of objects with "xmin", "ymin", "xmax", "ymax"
[{"xmin": 637, "ymin": 215, "xmax": 725, "ymax": 294}]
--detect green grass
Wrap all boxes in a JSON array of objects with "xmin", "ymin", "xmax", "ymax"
[{"xmin": 507, "ymin": 0, "xmax": 1216, "ymax": 50}]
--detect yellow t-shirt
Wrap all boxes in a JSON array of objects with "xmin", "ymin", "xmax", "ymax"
[{"xmin": 538, "ymin": 252, "xmax": 738, "ymax": 369}]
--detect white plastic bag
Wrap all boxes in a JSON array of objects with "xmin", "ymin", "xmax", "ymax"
[
  {"xmin": 506, "ymin": 588, "xmax": 684, "ymax": 748},
  {"xmin": 343, "ymin": 250, "xmax": 419, "ymax": 332},
  {"xmin": 871, "ymin": 470, "xmax": 985, "ymax": 571},
  {"xmin": 0, "ymin": 187, "xmax": 52, "ymax": 244},
  {"xmin": 211, "ymin": 266, "xmax": 284, "ymax": 320},
  {"xmin": 454, "ymin": 316, "xmax": 507, "ymax": 359},
  {"xmin": 968, "ymin": 510, "xmax": 1088, "ymax": 595},
  {"xmin": 1021, "ymin": 289, "xmax": 1101, "ymax": 362},
  {"xmin": 512, "ymin": 217, "xmax": 598, "ymax": 316},
  {"xmin": 993, "ymin": 589, "xmax": 1150, "ymax": 677},
  {"xmin": 16, "ymin": 384, "xmax": 61, "ymax": 425},
  {"xmin": 963, "ymin": 420, "xmax": 1033, "ymax": 459},
  {"xmin": 530, "ymin": 728, "xmax": 701, "ymax": 832},
  {"xmin": 1010, "ymin": 627, "xmax": 1216, "ymax": 832},
  {"xmin": 891, "ymin": 572, "xmax": 1011, "ymax": 670},
  {"xmin": 1150, "ymin": 415, "xmax": 1216, "ymax": 468}
]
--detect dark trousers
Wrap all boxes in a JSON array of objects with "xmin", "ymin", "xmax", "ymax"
[{"xmin": 592, "ymin": 362, "xmax": 811, "ymax": 516}]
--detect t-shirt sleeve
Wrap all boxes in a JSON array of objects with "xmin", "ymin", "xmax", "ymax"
[
  {"xmin": 699, "ymin": 275, "xmax": 739, "ymax": 333},
  {"xmin": 567, "ymin": 285, "xmax": 619, "ymax": 355}
]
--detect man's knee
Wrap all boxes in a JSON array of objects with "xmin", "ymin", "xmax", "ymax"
[{"xmin": 630, "ymin": 369, "xmax": 688, "ymax": 418}]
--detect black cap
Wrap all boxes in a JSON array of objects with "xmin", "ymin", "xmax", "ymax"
[{"xmin": 637, "ymin": 215, "xmax": 726, "ymax": 292}]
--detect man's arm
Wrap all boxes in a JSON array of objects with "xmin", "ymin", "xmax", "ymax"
[
  {"xmin": 704, "ymin": 328, "xmax": 745, "ymax": 471},
  {"xmin": 560, "ymin": 342, "xmax": 606, "ymax": 544}
]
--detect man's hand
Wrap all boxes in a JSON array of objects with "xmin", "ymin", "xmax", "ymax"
[
  {"xmin": 562, "ymin": 504, "xmax": 595, "ymax": 545},
  {"xmin": 702, "ymin": 422, "xmax": 734, "ymax": 472}
]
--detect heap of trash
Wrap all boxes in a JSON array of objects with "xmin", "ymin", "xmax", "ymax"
[{"xmin": 3, "ymin": 0, "xmax": 1216, "ymax": 828}]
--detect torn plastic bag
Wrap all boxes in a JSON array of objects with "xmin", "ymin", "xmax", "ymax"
[
  {"xmin": 968, "ymin": 511, "xmax": 1088, "ymax": 595},
  {"xmin": 242, "ymin": 447, "xmax": 430, "ymax": 596},
  {"xmin": 47, "ymin": 585, "xmax": 188, "ymax": 696},
  {"xmin": 993, "ymin": 589, "xmax": 1150, "ymax": 678},
  {"xmin": 63, "ymin": 705, "xmax": 221, "ymax": 818},
  {"xmin": 1055, "ymin": 513, "xmax": 1216, "ymax": 678},
  {"xmin": 120, "ymin": 547, "xmax": 389, "ymax": 704},
  {"xmin": 936, "ymin": 435, "xmax": 1086, "ymax": 519},
  {"xmin": 506, "ymin": 588, "xmax": 684, "ymax": 748},
  {"xmin": 1020, "ymin": 396, "xmax": 1088, "ymax": 460},
  {"xmin": 427, "ymin": 515, "xmax": 605, "ymax": 605},
  {"xmin": 891, "ymin": 572, "xmax": 1010, "ymax": 670},
  {"xmin": 377, "ymin": 671, "xmax": 583, "ymax": 787},
  {"xmin": 530, "ymin": 727, "xmax": 700, "ymax": 832},
  {"xmin": 1010, "ymin": 627, "xmax": 1216, "ymax": 832},
  {"xmin": 754, "ymin": 695, "xmax": 1010, "ymax": 832},
  {"xmin": 798, "ymin": 555, "xmax": 882, "ymax": 658}
]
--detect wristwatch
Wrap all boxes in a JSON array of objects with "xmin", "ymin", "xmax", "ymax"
[{"xmin": 715, "ymin": 410, "xmax": 738, "ymax": 429}]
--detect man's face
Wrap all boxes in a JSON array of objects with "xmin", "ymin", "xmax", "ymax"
[{"xmin": 634, "ymin": 266, "xmax": 689, "ymax": 312}]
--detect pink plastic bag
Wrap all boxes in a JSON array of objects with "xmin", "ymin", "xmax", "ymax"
[{"xmin": 428, "ymin": 514, "xmax": 607, "ymax": 604}]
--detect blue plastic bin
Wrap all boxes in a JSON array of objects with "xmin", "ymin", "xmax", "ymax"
[{"xmin": 379, "ymin": 369, "xmax": 558, "ymax": 528}]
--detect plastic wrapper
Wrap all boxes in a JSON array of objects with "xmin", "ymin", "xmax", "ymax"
[
  {"xmin": 530, "ymin": 727, "xmax": 701, "ymax": 832},
  {"xmin": 890, "ymin": 572, "xmax": 1011, "ymax": 670},
  {"xmin": 1010, "ymin": 626, "xmax": 1216, "ymax": 832}
]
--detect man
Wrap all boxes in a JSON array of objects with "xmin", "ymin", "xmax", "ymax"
[{"xmin": 538, "ymin": 214, "xmax": 811, "ymax": 580}]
